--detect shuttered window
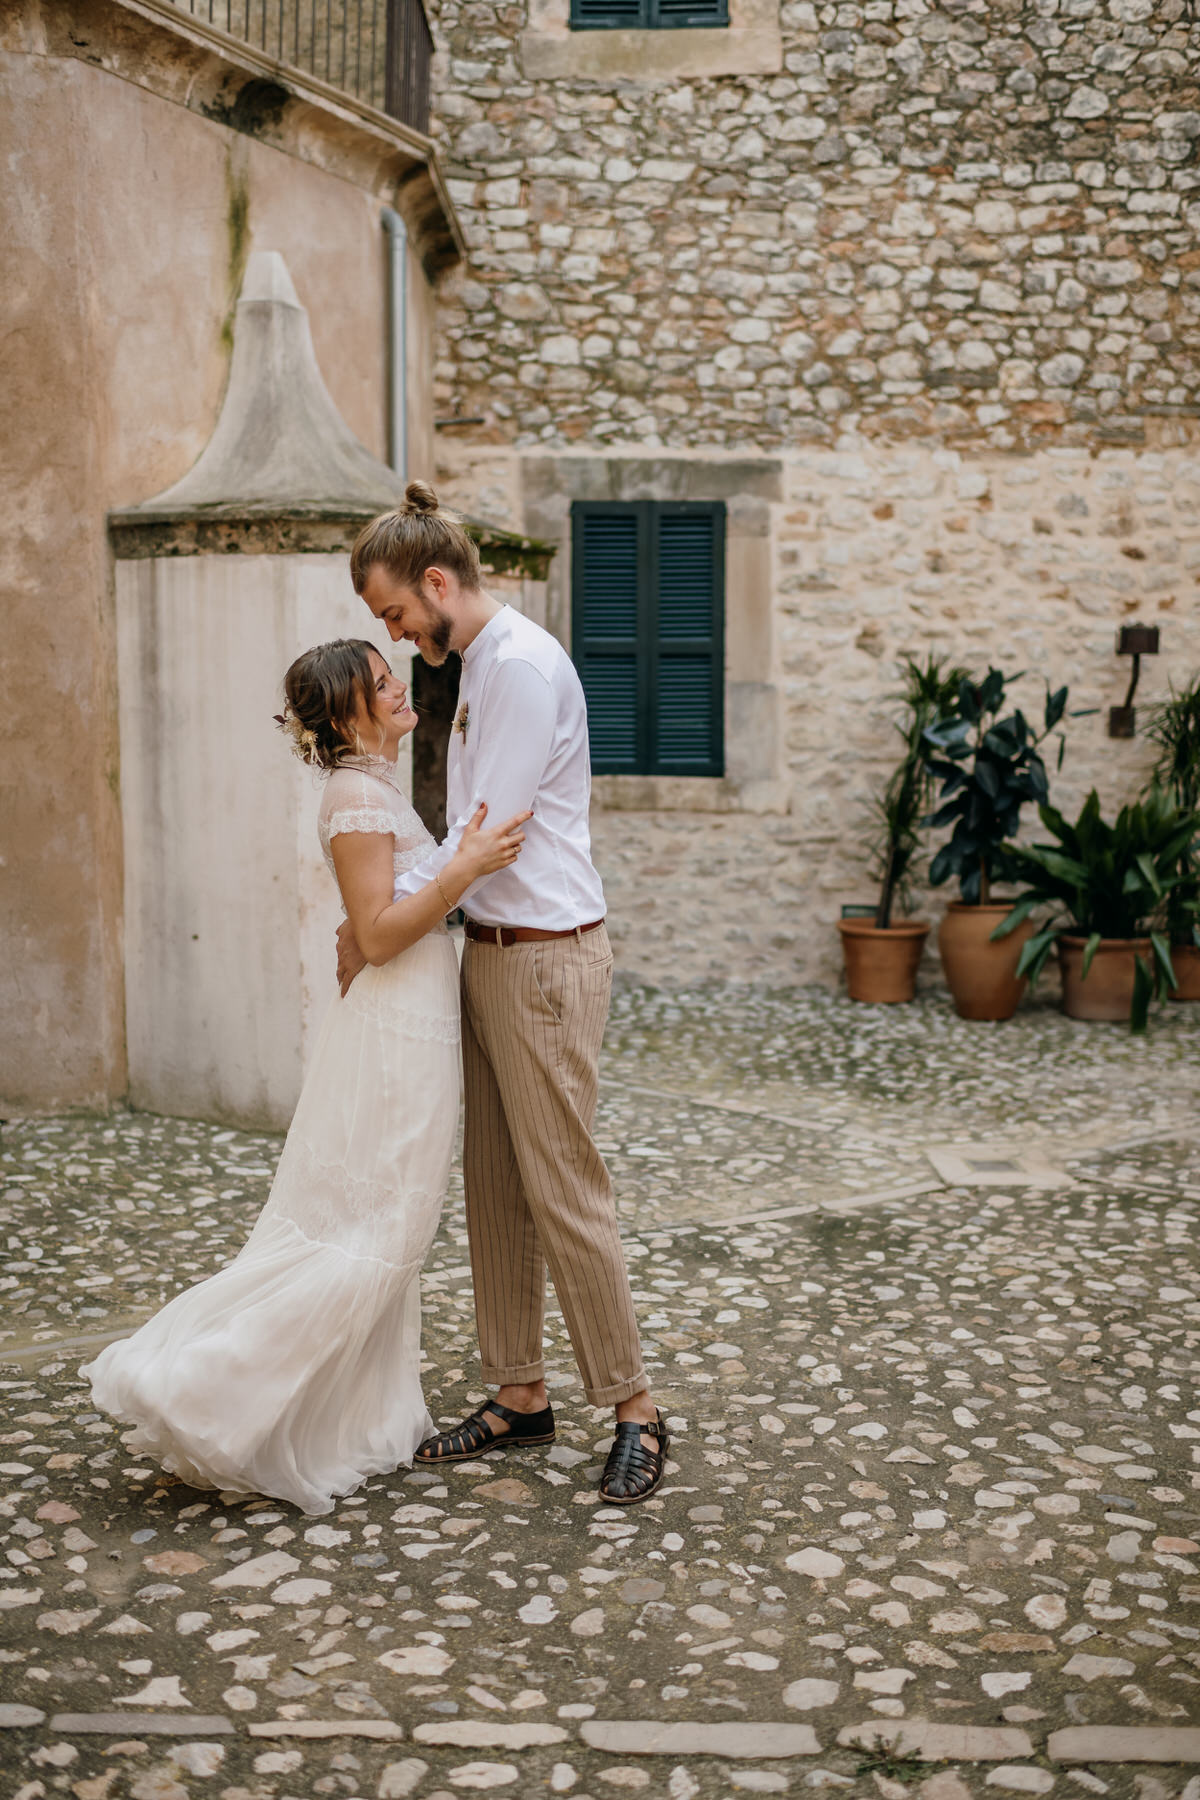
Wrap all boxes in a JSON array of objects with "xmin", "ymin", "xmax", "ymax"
[
  {"xmin": 571, "ymin": 501, "xmax": 725, "ymax": 778},
  {"xmin": 570, "ymin": 0, "xmax": 728, "ymax": 26}
]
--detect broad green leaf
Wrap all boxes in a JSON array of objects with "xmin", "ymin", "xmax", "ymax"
[
  {"xmin": 990, "ymin": 896, "xmax": 1039, "ymax": 940},
  {"xmin": 975, "ymin": 758, "xmax": 1001, "ymax": 798},
  {"xmin": 1150, "ymin": 931, "xmax": 1177, "ymax": 991},
  {"xmin": 1080, "ymin": 931, "xmax": 1102, "ymax": 980},
  {"xmin": 928, "ymin": 844, "xmax": 956, "ymax": 887},
  {"xmin": 1016, "ymin": 926, "xmax": 1058, "ymax": 982},
  {"xmin": 1135, "ymin": 852, "xmax": 1162, "ymax": 899}
]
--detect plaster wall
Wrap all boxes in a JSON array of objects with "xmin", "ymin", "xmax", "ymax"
[
  {"xmin": 0, "ymin": 19, "xmax": 438, "ymax": 1111},
  {"xmin": 438, "ymin": 440, "xmax": 1200, "ymax": 991},
  {"xmin": 117, "ymin": 554, "xmax": 407, "ymax": 1130}
]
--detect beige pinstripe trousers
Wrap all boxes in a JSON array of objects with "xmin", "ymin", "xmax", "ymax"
[{"xmin": 459, "ymin": 922, "xmax": 648, "ymax": 1408}]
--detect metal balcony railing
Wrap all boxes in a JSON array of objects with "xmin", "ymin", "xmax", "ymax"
[{"xmin": 167, "ymin": 0, "xmax": 433, "ymax": 134}]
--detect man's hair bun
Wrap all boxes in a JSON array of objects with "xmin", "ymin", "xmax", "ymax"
[
  {"xmin": 350, "ymin": 480, "xmax": 481, "ymax": 596},
  {"xmin": 403, "ymin": 480, "xmax": 439, "ymax": 515}
]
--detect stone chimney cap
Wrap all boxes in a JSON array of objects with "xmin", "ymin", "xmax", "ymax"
[{"xmin": 114, "ymin": 251, "xmax": 403, "ymax": 524}]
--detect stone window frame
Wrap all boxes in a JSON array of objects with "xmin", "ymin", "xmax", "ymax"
[
  {"xmin": 523, "ymin": 454, "xmax": 787, "ymax": 815},
  {"xmin": 521, "ymin": 0, "xmax": 781, "ymax": 81}
]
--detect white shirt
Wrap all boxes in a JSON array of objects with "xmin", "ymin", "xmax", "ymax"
[{"xmin": 392, "ymin": 606, "xmax": 606, "ymax": 931}]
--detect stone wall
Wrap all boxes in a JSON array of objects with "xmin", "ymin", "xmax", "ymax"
[
  {"xmin": 434, "ymin": 438, "xmax": 1199, "ymax": 989},
  {"xmin": 429, "ymin": 0, "xmax": 1198, "ymax": 453},
  {"xmin": 425, "ymin": 0, "xmax": 1200, "ymax": 989}
]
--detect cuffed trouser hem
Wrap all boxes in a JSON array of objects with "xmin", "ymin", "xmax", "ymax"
[
  {"xmin": 584, "ymin": 1367, "xmax": 650, "ymax": 1408},
  {"xmin": 481, "ymin": 1359, "xmax": 547, "ymax": 1388}
]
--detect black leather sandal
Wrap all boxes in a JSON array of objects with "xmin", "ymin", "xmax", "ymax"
[
  {"xmin": 598, "ymin": 1409, "xmax": 671, "ymax": 1505},
  {"xmin": 414, "ymin": 1400, "xmax": 556, "ymax": 1464}
]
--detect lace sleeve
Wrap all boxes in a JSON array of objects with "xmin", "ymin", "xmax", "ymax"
[{"xmin": 320, "ymin": 769, "xmax": 396, "ymax": 844}]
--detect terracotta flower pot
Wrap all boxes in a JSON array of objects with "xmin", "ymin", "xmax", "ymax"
[
  {"xmin": 1058, "ymin": 935, "xmax": 1151, "ymax": 1022},
  {"xmin": 1168, "ymin": 943, "xmax": 1200, "ymax": 1003},
  {"xmin": 938, "ymin": 901, "xmax": 1034, "ymax": 1022},
  {"xmin": 837, "ymin": 918, "xmax": 929, "ymax": 1004}
]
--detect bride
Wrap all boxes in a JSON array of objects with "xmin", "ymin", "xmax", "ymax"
[{"xmin": 84, "ymin": 639, "xmax": 528, "ymax": 1515}]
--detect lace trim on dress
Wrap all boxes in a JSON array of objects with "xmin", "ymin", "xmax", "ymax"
[
  {"xmin": 263, "ymin": 1210, "xmax": 429, "ymax": 1276},
  {"xmin": 325, "ymin": 806, "xmax": 399, "ymax": 840},
  {"xmin": 341, "ymin": 975, "xmax": 460, "ymax": 1037},
  {"xmin": 393, "ymin": 841, "xmax": 436, "ymax": 877},
  {"xmin": 338, "ymin": 754, "xmax": 408, "ymax": 792},
  {"xmin": 265, "ymin": 1137, "xmax": 445, "ymax": 1265}
]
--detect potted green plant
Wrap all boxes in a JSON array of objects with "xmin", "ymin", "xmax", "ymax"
[
  {"xmin": 838, "ymin": 654, "xmax": 965, "ymax": 1004},
  {"xmin": 994, "ymin": 788, "xmax": 1200, "ymax": 1032},
  {"xmin": 922, "ymin": 670, "xmax": 1070, "ymax": 1020},
  {"xmin": 1144, "ymin": 676, "xmax": 1200, "ymax": 1002}
]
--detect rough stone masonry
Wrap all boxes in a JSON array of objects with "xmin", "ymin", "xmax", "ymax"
[
  {"xmin": 429, "ymin": 0, "xmax": 1198, "ymax": 450},
  {"xmin": 423, "ymin": 0, "xmax": 1200, "ymax": 989}
]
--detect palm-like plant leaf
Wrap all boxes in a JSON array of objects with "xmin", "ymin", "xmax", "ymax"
[
  {"xmin": 994, "ymin": 786, "xmax": 1200, "ymax": 1028},
  {"xmin": 868, "ymin": 654, "xmax": 970, "ymax": 928}
]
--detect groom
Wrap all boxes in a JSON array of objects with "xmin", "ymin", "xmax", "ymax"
[{"xmin": 336, "ymin": 486, "xmax": 667, "ymax": 1505}]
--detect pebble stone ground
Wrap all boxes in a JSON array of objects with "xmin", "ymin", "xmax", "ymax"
[{"xmin": 2, "ymin": 983, "xmax": 1200, "ymax": 1800}]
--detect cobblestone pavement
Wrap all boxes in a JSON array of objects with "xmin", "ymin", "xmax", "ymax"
[{"xmin": 3, "ymin": 985, "xmax": 1200, "ymax": 1800}]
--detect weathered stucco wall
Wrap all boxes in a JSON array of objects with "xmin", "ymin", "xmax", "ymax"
[
  {"xmin": 117, "ymin": 554, "xmax": 405, "ymax": 1130},
  {"xmin": 437, "ymin": 439, "xmax": 1199, "ymax": 988},
  {"xmin": 0, "ymin": 1, "xmax": 448, "ymax": 1110}
]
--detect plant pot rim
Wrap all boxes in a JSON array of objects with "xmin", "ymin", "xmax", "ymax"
[
  {"xmin": 1058, "ymin": 933, "xmax": 1151, "ymax": 950},
  {"xmin": 944, "ymin": 899, "xmax": 1023, "ymax": 914},
  {"xmin": 837, "ymin": 917, "xmax": 929, "ymax": 937}
]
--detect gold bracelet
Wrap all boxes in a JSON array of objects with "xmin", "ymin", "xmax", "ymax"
[{"xmin": 435, "ymin": 873, "xmax": 455, "ymax": 915}]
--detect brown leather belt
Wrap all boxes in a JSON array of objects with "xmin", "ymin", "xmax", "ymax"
[{"xmin": 464, "ymin": 918, "xmax": 605, "ymax": 946}]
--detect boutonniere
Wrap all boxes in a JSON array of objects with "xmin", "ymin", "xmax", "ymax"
[{"xmin": 453, "ymin": 702, "xmax": 470, "ymax": 741}]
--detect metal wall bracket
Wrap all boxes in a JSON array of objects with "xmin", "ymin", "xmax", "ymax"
[{"xmin": 1108, "ymin": 622, "xmax": 1160, "ymax": 738}]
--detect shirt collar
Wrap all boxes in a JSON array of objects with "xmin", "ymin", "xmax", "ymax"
[{"xmin": 460, "ymin": 605, "xmax": 509, "ymax": 668}]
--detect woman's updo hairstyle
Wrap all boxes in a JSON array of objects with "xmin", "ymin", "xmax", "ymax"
[
  {"xmin": 277, "ymin": 638, "xmax": 381, "ymax": 770},
  {"xmin": 349, "ymin": 480, "xmax": 482, "ymax": 597}
]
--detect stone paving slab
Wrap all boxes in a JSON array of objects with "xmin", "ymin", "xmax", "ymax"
[
  {"xmin": 47, "ymin": 1712, "xmax": 235, "ymax": 1734},
  {"xmin": 1, "ymin": 986, "xmax": 1199, "ymax": 1798},
  {"xmin": 1047, "ymin": 1726, "xmax": 1200, "ymax": 1764},
  {"xmin": 413, "ymin": 1721, "xmax": 569, "ymax": 1748},
  {"xmin": 836, "ymin": 1720, "xmax": 1036, "ymax": 1760},
  {"xmin": 247, "ymin": 1717, "xmax": 408, "ymax": 1740},
  {"xmin": 578, "ymin": 1720, "xmax": 821, "ymax": 1756}
]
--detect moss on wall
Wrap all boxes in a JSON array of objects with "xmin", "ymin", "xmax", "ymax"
[{"xmin": 221, "ymin": 147, "xmax": 251, "ymax": 357}]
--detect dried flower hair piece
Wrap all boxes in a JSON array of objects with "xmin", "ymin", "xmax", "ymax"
[{"xmin": 274, "ymin": 703, "xmax": 323, "ymax": 766}]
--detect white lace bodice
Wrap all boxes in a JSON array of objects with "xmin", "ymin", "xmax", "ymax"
[{"xmin": 317, "ymin": 760, "xmax": 436, "ymax": 887}]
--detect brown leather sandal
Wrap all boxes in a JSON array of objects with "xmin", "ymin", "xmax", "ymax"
[
  {"xmin": 414, "ymin": 1400, "xmax": 556, "ymax": 1464},
  {"xmin": 598, "ymin": 1408, "xmax": 670, "ymax": 1505}
]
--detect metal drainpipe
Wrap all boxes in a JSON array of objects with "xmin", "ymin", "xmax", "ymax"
[{"xmin": 381, "ymin": 207, "xmax": 408, "ymax": 479}]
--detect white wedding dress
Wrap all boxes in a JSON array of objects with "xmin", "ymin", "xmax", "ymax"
[{"xmin": 84, "ymin": 760, "xmax": 459, "ymax": 1515}]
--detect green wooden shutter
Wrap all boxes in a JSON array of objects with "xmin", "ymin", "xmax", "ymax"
[
  {"xmin": 654, "ymin": 505, "xmax": 724, "ymax": 776},
  {"xmin": 652, "ymin": 0, "xmax": 729, "ymax": 25},
  {"xmin": 572, "ymin": 506, "xmax": 645, "ymax": 774},
  {"xmin": 570, "ymin": 0, "xmax": 727, "ymax": 25},
  {"xmin": 570, "ymin": 0, "xmax": 645, "ymax": 27},
  {"xmin": 573, "ymin": 500, "xmax": 724, "ymax": 779}
]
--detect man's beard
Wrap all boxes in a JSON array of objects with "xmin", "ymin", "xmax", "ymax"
[{"xmin": 418, "ymin": 604, "xmax": 454, "ymax": 666}]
